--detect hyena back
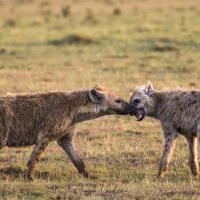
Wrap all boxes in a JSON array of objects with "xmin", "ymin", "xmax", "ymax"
[
  {"xmin": 0, "ymin": 85, "xmax": 135, "ymax": 180},
  {"xmin": 130, "ymin": 81, "xmax": 200, "ymax": 178}
]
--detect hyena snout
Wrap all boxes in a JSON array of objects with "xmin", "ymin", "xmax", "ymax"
[
  {"xmin": 112, "ymin": 100, "xmax": 136, "ymax": 115},
  {"xmin": 129, "ymin": 96, "xmax": 145, "ymax": 121}
]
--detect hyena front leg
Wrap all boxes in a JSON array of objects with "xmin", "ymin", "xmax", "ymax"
[
  {"xmin": 185, "ymin": 136, "xmax": 199, "ymax": 176},
  {"xmin": 57, "ymin": 128, "xmax": 94, "ymax": 179},
  {"xmin": 157, "ymin": 129, "xmax": 178, "ymax": 179},
  {"xmin": 27, "ymin": 137, "xmax": 49, "ymax": 181}
]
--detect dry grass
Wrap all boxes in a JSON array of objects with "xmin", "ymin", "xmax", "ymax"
[{"xmin": 0, "ymin": 0, "xmax": 200, "ymax": 199}]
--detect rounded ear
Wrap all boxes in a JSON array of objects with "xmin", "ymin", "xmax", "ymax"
[
  {"xmin": 89, "ymin": 88, "xmax": 102, "ymax": 103},
  {"xmin": 145, "ymin": 81, "xmax": 154, "ymax": 96},
  {"xmin": 93, "ymin": 84, "xmax": 101, "ymax": 89}
]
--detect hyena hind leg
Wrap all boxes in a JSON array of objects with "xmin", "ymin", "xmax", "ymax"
[
  {"xmin": 185, "ymin": 136, "xmax": 199, "ymax": 176},
  {"xmin": 0, "ymin": 138, "xmax": 6, "ymax": 149},
  {"xmin": 197, "ymin": 123, "xmax": 200, "ymax": 145},
  {"xmin": 57, "ymin": 135, "xmax": 96, "ymax": 179},
  {"xmin": 0, "ymin": 131, "xmax": 9, "ymax": 149}
]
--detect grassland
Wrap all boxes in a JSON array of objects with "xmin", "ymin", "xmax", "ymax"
[{"xmin": 0, "ymin": 0, "xmax": 200, "ymax": 199}]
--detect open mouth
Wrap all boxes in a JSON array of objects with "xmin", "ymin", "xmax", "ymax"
[{"xmin": 135, "ymin": 108, "xmax": 145, "ymax": 121}]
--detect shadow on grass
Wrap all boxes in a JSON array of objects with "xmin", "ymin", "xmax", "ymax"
[
  {"xmin": 2, "ymin": 34, "xmax": 96, "ymax": 47},
  {"xmin": 163, "ymin": 191, "xmax": 200, "ymax": 198},
  {"xmin": 0, "ymin": 165, "xmax": 26, "ymax": 179},
  {"xmin": 152, "ymin": 43, "xmax": 179, "ymax": 52},
  {"xmin": 138, "ymin": 37, "xmax": 200, "ymax": 52},
  {"xmin": 65, "ymin": 181, "xmax": 133, "ymax": 200},
  {"xmin": 48, "ymin": 34, "xmax": 96, "ymax": 46},
  {"xmin": 0, "ymin": 165, "xmax": 68, "ymax": 180}
]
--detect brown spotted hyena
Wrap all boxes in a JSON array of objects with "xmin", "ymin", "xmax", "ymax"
[
  {"xmin": 129, "ymin": 81, "xmax": 200, "ymax": 178},
  {"xmin": 0, "ymin": 85, "xmax": 135, "ymax": 180}
]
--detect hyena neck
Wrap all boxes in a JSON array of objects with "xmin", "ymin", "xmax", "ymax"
[
  {"xmin": 147, "ymin": 92, "xmax": 160, "ymax": 119},
  {"xmin": 149, "ymin": 91, "xmax": 166, "ymax": 119},
  {"xmin": 72, "ymin": 90, "xmax": 105, "ymax": 123},
  {"xmin": 75, "ymin": 106, "xmax": 105, "ymax": 123}
]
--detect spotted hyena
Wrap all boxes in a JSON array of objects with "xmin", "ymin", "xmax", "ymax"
[
  {"xmin": 130, "ymin": 81, "xmax": 200, "ymax": 178},
  {"xmin": 0, "ymin": 85, "xmax": 135, "ymax": 180}
]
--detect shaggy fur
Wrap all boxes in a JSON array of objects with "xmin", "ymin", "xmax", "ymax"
[
  {"xmin": 130, "ymin": 81, "xmax": 200, "ymax": 178},
  {"xmin": 0, "ymin": 85, "xmax": 134, "ymax": 180}
]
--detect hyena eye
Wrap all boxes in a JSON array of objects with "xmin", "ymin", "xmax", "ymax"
[
  {"xmin": 115, "ymin": 98, "xmax": 121, "ymax": 104},
  {"xmin": 134, "ymin": 99, "xmax": 140, "ymax": 104}
]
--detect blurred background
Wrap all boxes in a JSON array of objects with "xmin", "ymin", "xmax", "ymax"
[
  {"xmin": 1, "ymin": 0, "xmax": 200, "ymax": 199},
  {"xmin": 1, "ymin": 0, "xmax": 200, "ymax": 97}
]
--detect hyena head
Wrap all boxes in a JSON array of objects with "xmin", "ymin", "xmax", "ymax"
[
  {"xmin": 129, "ymin": 81, "xmax": 155, "ymax": 121},
  {"xmin": 89, "ymin": 85, "xmax": 135, "ymax": 116}
]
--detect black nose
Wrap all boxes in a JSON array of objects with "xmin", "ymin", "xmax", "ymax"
[{"xmin": 130, "ymin": 106, "xmax": 136, "ymax": 116}]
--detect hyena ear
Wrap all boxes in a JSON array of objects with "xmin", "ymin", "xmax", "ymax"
[
  {"xmin": 145, "ymin": 81, "xmax": 154, "ymax": 97},
  {"xmin": 93, "ymin": 84, "xmax": 101, "ymax": 89},
  {"xmin": 89, "ymin": 88, "xmax": 102, "ymax": 103}
]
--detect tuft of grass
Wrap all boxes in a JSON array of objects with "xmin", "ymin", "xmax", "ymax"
[
  {"xmin": 4, "ymin": 18, "xmax": 16, "ymax": 27},
  {"xmin": 83, "ymin": 8, "xmax": 98, "ymax": 25},
  {"xmin": 113, "ymin": 7, "xmax": 121, "ymax": 15},
  {"xmin": 61, "ymin": 5, "xmax": 70, "ymax": 17},
  {"xmin": 152, "ymin": 43, "xmax": 179, "ymax": 52},
  {"xmin": 0, "ymin": 48, "xmax": 6, "ymax": 55},
  {"xmin": 48, "ymin": 34, "xmax": 95, "ymax": 45}
]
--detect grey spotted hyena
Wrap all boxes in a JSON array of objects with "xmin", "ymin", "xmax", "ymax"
[
  {"xmin": 0, "ymin": 85, "xmax": 135, "ymax": 180},
  {"xmin": 129, "ymin": 81, "xmax": 200, "ymax": 178}
]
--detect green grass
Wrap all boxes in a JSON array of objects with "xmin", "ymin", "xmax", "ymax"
[{"xmin": 1, "ymin": 0, "xmax": 200, "ymax": 199}]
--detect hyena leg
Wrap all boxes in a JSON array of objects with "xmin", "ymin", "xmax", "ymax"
[
  {"xmin": 27, "ymin": 138, "xmax": 49, "ymax": 180},
  {"xmin": 197, "ymin": 123, "xmax": 200, "ymax": 144},
  {"xmin": 57, "ymin": 135, "xmax": 93, "ymax": 179},
  {"xmin": 0, "ymin": 135, "xmax": 7, "ymax": 149},
  {"xmin": 185, "ymin": 136, "xmax": 199, "ymax": 176},
  {"xmin": 0, "ymin": 127, "xmax": 8, "ymax": 149},
  {"xmin": 0, "ymin": 127, "xmax": 10, "ymax": 149},
  {"xmin": 0, "ymin": 102, "xmax": 11, "ymax": 149},
  {"xmin": 157, "ymin": 130, "xmax": 178, "ymax": 179},
  {"xmin": 0, "ymin": 140, "xmax": 6, "ymax": 150}
]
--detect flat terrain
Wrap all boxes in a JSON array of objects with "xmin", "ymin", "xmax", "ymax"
[{"xmin": 0, "ymin": 0, "xmax": 200, "ymax": 199}]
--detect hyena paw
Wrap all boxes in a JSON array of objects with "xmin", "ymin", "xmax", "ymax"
[
  {"xmin": 27, "ymin": 168, "xmax": 35, "ymax": 181},
  {"xmin": 87, "ymin": 174, "xmax": 98, "ymax": 180},
  {"xmin": 192, "ymin": 171, "xmax": 200, "ymax": 176},
  {"xmin": 189, "ymin": 162, "xmax": 200, "ymax": 176},
  {"xmin": 83, "ymin": 173, "xmax": 98, "ymax": 180},
  {"xmin": 156, "ymin": 171, "xmax": 166, "ymax": 179},
  {"xmin": 81, "ymin": 169, "xmax": 98, "ymax": 180},
  {"xmin": 27, "ymin": 172, "xmax": 35, "ymax": 181}
]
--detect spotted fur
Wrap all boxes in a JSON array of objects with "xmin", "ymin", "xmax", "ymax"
[
  {"xmin": 0, "ymin": 85, "xmax": 134, "ymax": 180},
  {"xmin": 130, "ymin": 81, "xmax": 200, "ymax": 178}
]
